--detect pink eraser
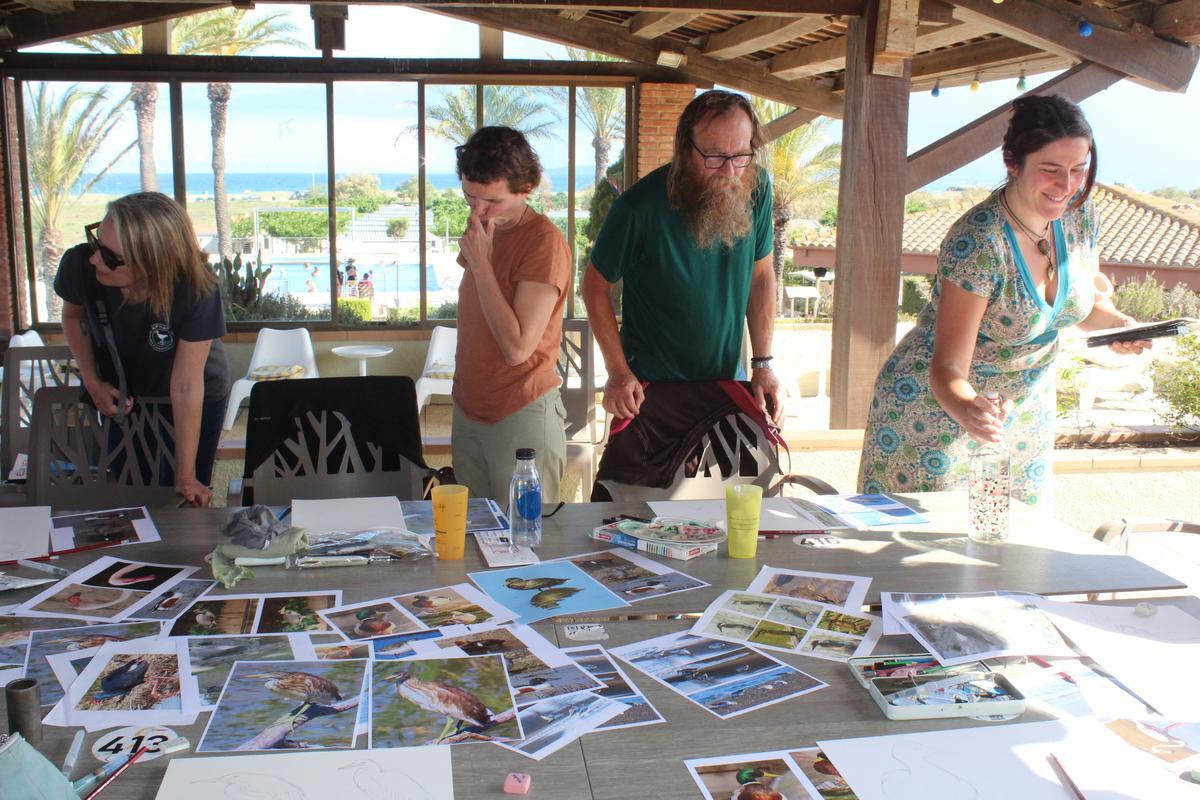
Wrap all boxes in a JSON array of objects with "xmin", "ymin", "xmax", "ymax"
[{"xmin": 504, "ymin": 772, "xmax": 532, "ymax": 794}]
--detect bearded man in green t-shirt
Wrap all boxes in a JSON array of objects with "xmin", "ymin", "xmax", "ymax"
[{"xmin": 582, "ymin": 89, "xmax": 782, "ymax": 422}]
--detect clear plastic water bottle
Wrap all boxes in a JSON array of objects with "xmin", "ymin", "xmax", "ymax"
[
  {"xmin": 968, "ymin": 392, "xmax": 1010, "ymax": 543},
  {"xmin": 508, "ymin": 448, "xmax": 542, "ymax": 550}
]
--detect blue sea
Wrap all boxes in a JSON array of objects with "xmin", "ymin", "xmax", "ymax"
[{"xmin": 82, "ymin": 167, "xmax": 597, "ymax": 197}]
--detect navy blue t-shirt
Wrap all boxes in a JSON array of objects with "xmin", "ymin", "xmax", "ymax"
[{"xmin": 54, "ymin": 243, "xmax": 230, "ymax": 403}]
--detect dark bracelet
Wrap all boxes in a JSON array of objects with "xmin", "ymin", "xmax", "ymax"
[{"xmin": 750, "ymin": 356, "xmax": 773, "ymax": 370}]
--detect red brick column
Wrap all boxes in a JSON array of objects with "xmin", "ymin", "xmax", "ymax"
[{"xmin": 636, "ymin": 82, "xmax": 696, "ymax": 179}]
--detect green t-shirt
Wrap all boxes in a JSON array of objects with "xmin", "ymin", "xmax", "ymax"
[{"xmin": 590, "ymin": 164, "xmax": 773, "ymax": 381}]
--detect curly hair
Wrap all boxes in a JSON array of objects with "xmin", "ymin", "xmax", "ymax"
[
  {"xmin": 1002, "ymin": 94, "xmax": 1097, "ymax": 210},
  {"xmin": 455, "ymin": 126, "xmax": 542, "ymax": 194}
]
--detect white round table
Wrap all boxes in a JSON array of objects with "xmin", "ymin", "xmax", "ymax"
[{"xmin": 331, "ymin": 345, "xmax": 394, "ymax": 376}]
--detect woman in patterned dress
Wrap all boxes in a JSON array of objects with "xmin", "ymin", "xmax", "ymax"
[{"xmin": 858, "ymin": 95, "xmax": 1150, "ymax": 507}]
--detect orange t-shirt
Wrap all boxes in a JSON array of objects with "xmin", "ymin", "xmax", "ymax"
[{"xmin": 452, "ymin": 211, "xmax": 572, "ymax": 424}]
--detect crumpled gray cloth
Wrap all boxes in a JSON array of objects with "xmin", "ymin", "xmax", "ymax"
[{"xmin": 222, "ymin": 505, "xmax": 292, "ymax": 550}]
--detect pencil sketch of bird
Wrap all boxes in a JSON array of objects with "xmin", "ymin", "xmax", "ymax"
[
  {"xmin": 193, "ymin": 772, "xmax": 310, "ymax": 800},
  {"xmin": 353, "ymin": 610, "xmax": 395, "ymax": 637},
  {"xmin": 409, "ymin": 594, "xmax": 452, "ymax": 609},
  {"xmin": 337, "ymin": 758, "xmax": 434, "ymax": 800},
  {"xmin": 244, "ymin": 670, "xmax": 342, "ymax": 715},
  {"xmin": 92, "ymin": 658, "xmax": 149, "ymax": 700},
  {"xmin": 383, "ymin": 670, "xmax": 493, "ymax": 742},
  {"xmin": 505, "ymin": 577, "xmax": 570, "ymax": 591},
  {"xmin": 529, "ymin": 587, "xmax": 582, "ymax": 609}
]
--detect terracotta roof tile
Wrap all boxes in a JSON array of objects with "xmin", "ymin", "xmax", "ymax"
[{"xmin": 794, "ymin": 183, "xmax": 1200, "ymax": 268}]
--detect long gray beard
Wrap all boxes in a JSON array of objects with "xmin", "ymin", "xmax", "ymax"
[{"xmin": 674, "ymin": 167, "xmax": 756, "ymax": 250}]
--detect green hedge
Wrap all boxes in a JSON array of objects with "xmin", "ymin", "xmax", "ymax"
[{"xmin": 337, "ymin": 297, "xmax": 372, "ymax": 326}]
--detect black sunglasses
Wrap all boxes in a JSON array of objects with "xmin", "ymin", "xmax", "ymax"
[{"xmin": 85, "ymin": 222, "xmax": 125, "ymax": 270}]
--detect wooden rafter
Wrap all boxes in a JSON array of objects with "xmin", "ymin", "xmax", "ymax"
[
  {"xmin": 913, "ymin": 20, "xmax": 987, "ymax": 52},
  {"xmin": 19, "ymin": 0, "xmax": 75, "ymax": 13},
  {"xmin": 558, "ymin": 9, "xmax": 590, "ymax": 20},
  {"xmin": 2, "ymin": 2, "xmax": 223, "ymax": 50},
  {"xmin": 761, "ymin": 107, "xmax": 819, "ymax": 142},
  {"xmin": 873, "ymin": 0, "xmax": 919, "ymax": 77},
  {"xmin": 769, "ymin": 36, "xmax": 848, "ymax": 79},
  {"xmin": 906, "ymin": 62, "xmax": 1123, "ymax": 192},
  {"xmin": 1154, "ymin": 0, "xmax": 1200, "ymax": 42},
  {"xmin": 949, "ymin": 0, "xmax": 1199, "ymax": 91},
  {"xmin": 702, "ymin": 16, "xmax": 831, "ymax": 59},
  {"xmin": 426, "ymin": 5, "xmax": 845, "ymax": 115},
  {"xmin": 911, "ymin": 54, "xmax": 1068, "ymax": 90},
  {"xmin": 306, "ymin": 0, "xmax": 868, "ymax": 14},
  {"xmin": 910, "ymin": 36, "xmax": 1040, "ymax": 81},
  {"xmin": 629, "ymin": 11, "xmax": 700, "ymax": 39}
]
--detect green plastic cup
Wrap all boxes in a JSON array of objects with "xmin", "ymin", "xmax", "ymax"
[{"xmin": 725, "ymin": 484, "xmax": 763, "ymax": 559}]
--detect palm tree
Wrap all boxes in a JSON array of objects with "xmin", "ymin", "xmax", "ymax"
[
  {"xmin": 751, "ymin": 98, "xmax": 841, "ymax": 314},
  {"xmin": 173, "ymin": 9, "xmax": 299, "ymax": 257},
  {"xmin": 69, "ymin": 29, "xmax": 162, "ymax": 192},
  {"xmin": 423, "ymin": 85, "xmax": 558, "ymax": 145},
  {"xmin": 537, "ymin": 49, "xmax": 624, "ymax": 186},
  {"xmin": 25, "ymin": 83, "xmax": 135, "ymax": 319}
]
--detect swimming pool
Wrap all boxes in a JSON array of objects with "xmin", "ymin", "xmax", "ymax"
[{"xmin": 263, "ymin": 259, "xmax": 443, "ymax": 293}]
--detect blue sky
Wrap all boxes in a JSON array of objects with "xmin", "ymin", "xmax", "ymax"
[{"xmin": 30, "ymin": 4, "xmax": 1200, "ymax": 192}]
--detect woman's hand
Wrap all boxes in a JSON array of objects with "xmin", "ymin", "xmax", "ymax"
[
  {"xmin": 963, "ymin": 394, "xmax": 1014, "ymax": 443},
  {"xmin": 176, "ymin": 477, "xmax": 212, "ymax": 507},
  {"xmin": 1108, "ymin": 338, "xmax": 1152, "ymax": 355},
  {"xmin": 84, "ymin": 378, "xmax": 131, "ymax": 417}
]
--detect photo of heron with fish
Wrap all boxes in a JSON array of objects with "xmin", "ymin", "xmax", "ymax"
[
  {"xmin": 369, "ymin": 654, "xmax": 521, "ymax": 747},
  {"xmin": 200, "ymin": 659, "xmax": 368, "ymax": 752}
]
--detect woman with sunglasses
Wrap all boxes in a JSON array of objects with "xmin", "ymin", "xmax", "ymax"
[{"xmin": 54, "ymin": 192, "xmax": 229, "ymax": 506}]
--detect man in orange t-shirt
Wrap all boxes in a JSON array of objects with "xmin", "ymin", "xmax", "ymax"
[{"xmin": 450, "ymin": 126, "xmax": 571, "ymax": 504}]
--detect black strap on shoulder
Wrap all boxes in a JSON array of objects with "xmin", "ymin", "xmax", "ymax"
[{"xmin": 89, "ymin": 290, "xmax": 129, "ymax": 425}]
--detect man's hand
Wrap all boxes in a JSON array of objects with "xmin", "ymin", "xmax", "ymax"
[
  {"xmin": 602, "ymin": 370, "xmax": 645, "ymax": 420},
  {"xmin": 84, "ymin": 378, "xmax": 131, "ymax": 418},
  {"xmin": 459, "ymin": 215, "xmax": 495, "ymax": 275},
  {"xmin": 750, "ymin": 367, "xmax": 783, "ymax": 424},
  {"xmin": 176, "ymin": 477, "xmax": 212, "ymax": 508}
]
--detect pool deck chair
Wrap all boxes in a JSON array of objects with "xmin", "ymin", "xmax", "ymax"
[{"xmin": 223, "ymin": 327, "xmax": 319, "ymax": 430}]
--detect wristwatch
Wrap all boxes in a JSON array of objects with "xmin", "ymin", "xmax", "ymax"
[{"xmin": 750, "ymin": 356, "xmax": 773, "ymax": 370}]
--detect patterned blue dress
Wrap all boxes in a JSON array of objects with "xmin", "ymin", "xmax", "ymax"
[{"xmin": 858, "ymin": 189, "xmax": 1099, "ymax": 506}]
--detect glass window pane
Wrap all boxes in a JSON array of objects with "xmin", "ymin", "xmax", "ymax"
[
  {"xmin": 423, "ymin": 84, "xmax": 475, "ymax": 322},
  {"xmin": 333, "ymin": 81, "xmax": 420, "ymax": 325},
  {"xmin": 339, "ymin": 7, "xmax": 478, "ymax": 59},
  {"xmin": 183, "ymin": 81, "xmax": 329, "ymax": 323},
  {"xmin": 575, "ymin": 84, "xmax": 627, "ymax": 318},
  {"xmin": 23, "ymin": 80, "xmax": 174, "ymax": 324}
]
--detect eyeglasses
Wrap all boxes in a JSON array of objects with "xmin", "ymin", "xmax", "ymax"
[
  {"xmin": 85, "ymin": 223, "xmax": 124, "ymax": 270},
  {"xmin": 688, "ymin": 138, "xmax": 754, "ymax": 170}
]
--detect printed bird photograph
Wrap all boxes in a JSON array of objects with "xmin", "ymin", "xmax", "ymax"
[
  {"xmin": 565, "ymin": 551, "xmax": 706, "ymax": 600},
  {"xmin": 370, "ymin": 655, "xmax": 521, "ymax": 747},
  {"xmin": 321, "ymin": 602, "xmax": 423, "ymax": 641},
  {"xmin": 168, "ymin": 598, "xmax": 259, "ymax": 637},
  {"xmin": 762, "ymin": 574, "xmax": 855, "ymax": 607},
  {"xmin": 257, "ymin": 595, "xmax": 338, "ymax": 634},
  {"xmin": 135, "ymin": 579, "xmax": 215, "ymax": 621},
  {"xmin": 80, "ymin": 560, "xmax": 185, "ymax": 592},
  {"xmin": 693, "ymin": 756, "xmax": 804, "ymax": 800},
  {"xmin": 24, "ymin": 622, "xmax": 162, "ymax": 709},
  {"xmin": 77, "ymin": 652, "xmax": 182, "ymax": 711},
  {"xmin": 188, "ymin": 635, "xmax": 299, "ymax": 706},
  {"xmin": 28, "ymin": 582, "xmax": 140, "ymax": 618},
  {"xmin": 470, "ymin": 562, "xmax": 627, "ymax": 625},
  {"xmin": 393, "ymin": 587, "xmax": 495, "ymax": 628},
  {"xmin": 200, "ymin": 659, "xmax": 367, "ymax": 752}
]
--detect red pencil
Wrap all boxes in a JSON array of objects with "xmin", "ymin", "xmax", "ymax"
[{"xmin": 83, "ymin": 746, "xmax": 149, "ymax": 800}]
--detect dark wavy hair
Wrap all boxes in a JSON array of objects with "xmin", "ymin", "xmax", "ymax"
[
  {"xmin": 1002, "ymin": 94, "xmax": 1097, "ymax": 210},
  {"xmin": 455, "ymin": 126, "xmax": 542, "ymax": 194}
]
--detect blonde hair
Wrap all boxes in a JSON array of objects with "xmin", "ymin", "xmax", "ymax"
[{"xmin": 105, "ymin": 192, "xmax": 214, "ymax": 319}]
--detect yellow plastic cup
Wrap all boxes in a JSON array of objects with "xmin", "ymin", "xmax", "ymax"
[
  {"xmin": 432, "ymin": 484, "xmax": 469, "ymax": 560},
  {"xmin": 725, "ymin": 484, "xmax": 763, "ymax": 559}
]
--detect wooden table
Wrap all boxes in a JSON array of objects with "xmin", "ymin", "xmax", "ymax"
[{"xmin": 2, "ymin": 493, "xmax": 1186, "ymax": 799}]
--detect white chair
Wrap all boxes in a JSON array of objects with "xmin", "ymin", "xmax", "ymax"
[
  {"xmin": 415, "ymin": 326, "xmax": 457, "ymax": 413},
  {"xmin": 9, "ymin": 329, "xmax": 45, "ymax": 348},
  {"xmin": 223, "ymin": 327, "xmax": 319, "ymax": 430}
]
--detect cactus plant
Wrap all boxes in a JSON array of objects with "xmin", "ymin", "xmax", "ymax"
[{"xmin": 218, "ymin": 252, "xmax": 274, "ymax": 320}]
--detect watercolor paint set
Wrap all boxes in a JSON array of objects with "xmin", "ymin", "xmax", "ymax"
[{"xmin": 849, "ymin": 653, "xmax": 1027, "ymax": 720}]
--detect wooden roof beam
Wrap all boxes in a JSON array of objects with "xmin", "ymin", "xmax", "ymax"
[
  {"xmin": 948, "ymin": 0, "xmax": 1199, "ymax": 91},
  {"xmin": 21, "ymin": 0, "xmax": 75, "ymax": 13},
  {"xmin": 769, "ymin": 36, "xmax": 848, "ymax": 79},
  {"xmin": 558, "ymin": 9, "xmax": 590, "ymax": 21},
  {"xmin": 874, "ymin": 0, "xmax": 919, "ymax": 76},
  {"xmin": 906, "ymin": 62, "xmax": 1123, "ymax": 192},
  {"xmin": 367, "ymin": 0, "xmax": 865, "ymax": 15},
  {"xmin": 761, "ymin": 107, "xmax": 820, "ymax": 142},
  {"xmin": 629, "ymin": 12, "xmax": 700, "ymax": 39},
  {"xmin": 427, "ymin": 6, "xmax": 845, "ymax": 116},
  {"xmin": 913, "ymin": 20, "xmax": 987, "ymax": 52},
  {"xmin": 702, "ymin": 16, "xmax": 831, "ymax": 59},
  {"xmin": 911, "ymin": 36, "xmax": 1040, "ymax": 80},
  {"xmin": 1155, "ymin": 0, "xmax": 1200, "ymax": 43},
  {"xmin": 1, "ymin": 2, "xmax": 222, "ymax": 50}
]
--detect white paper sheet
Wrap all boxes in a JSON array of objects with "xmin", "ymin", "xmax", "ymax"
[
  {"xmin": 496, "ymin": 691, "xmax": 627, "ymax": 760},
  {"xmin": 14, "ymin": 556, "xmax": 197, "ymax": 623},
  {"xmin": 882, "ymin": 590, "xmax": 1043, "ymax": 635},
  {"xmin": 1053, "ymin": 736, "xmax": 1198, "ymax": 800},
  {"xmin": 475, "ymin": 530, "xmax": 540, "ymax": 567},
  {"xmin": 611, "ymin": 630, "xmax": 827, "ymax": 719},
  {"xmin": 690, "ymin": 589, "xmax": 881, "ymax": 662},
  {"xmin": 745, "ymin": 565, "xmax": 871, "ymax": 611},
  {"xmin": 62, "ymin": 637, "xmax": 200, "ymax": 729},
  {"xmin": 562, "ymin": 644, "xmax": 665, "ymax": 731},
  {"xmin": 49, "ymin": 506, "xmax": 160, "ymax": 554},
  {"xmin": 291, "ymin": 496, "xmax": 406, "ymax": 534},
  {"xmin": 649, "ymin": 497, "xmax": 843, "ymax": 532},
  {"xmin": 797, "ymin": 493, "xmax": 931, "ymax": 529},
  {"xmin": 155, "ymin": 746, "xmax": 453, "ymax": 799},
  {"xmin": 1036, "ymin": 599, "xmax": 1200, "ymax": 721},
  {"xmin": 0, "ymin": 505, "xmax": 51, "ymax": 561},
  {"xmin": 819, "ymin": 720, "xmax": 1088, "ymax": 800}
]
